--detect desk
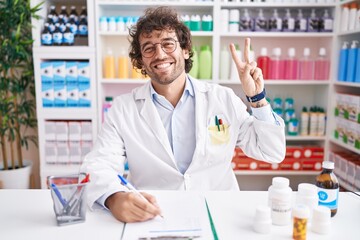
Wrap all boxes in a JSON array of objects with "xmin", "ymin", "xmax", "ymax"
[{"xmin": 0, "ymin": 190, "xmax": 359, "ymax": 240}]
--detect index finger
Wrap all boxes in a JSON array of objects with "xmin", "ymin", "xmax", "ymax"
[{"xmin": 243, "ymin": 38, "xmax": 251, "ymax": 64}]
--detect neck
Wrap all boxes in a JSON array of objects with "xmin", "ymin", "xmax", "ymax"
[{"xmin": 152, "ymin": 73, "xmax": 187, "ymax": 107}]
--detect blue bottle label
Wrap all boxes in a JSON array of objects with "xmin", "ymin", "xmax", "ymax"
[
  {"xmin": 41, "ymin": 33, "xmax": 52, "ymax": 45},
  {"xmin": 318, "ymin": 188, "xmax": 338, "ymax": 210}
]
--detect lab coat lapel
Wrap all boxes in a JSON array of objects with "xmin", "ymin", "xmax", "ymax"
[{"xmin": 137, "ymin": 83, "xmax": 178, "ymax": 170}]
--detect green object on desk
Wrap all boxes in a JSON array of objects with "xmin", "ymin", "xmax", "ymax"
[{"xmin": 205, "ymin": 200, "xmax": 218, "ymax": 240}]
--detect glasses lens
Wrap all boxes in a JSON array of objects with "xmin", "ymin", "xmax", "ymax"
[{"xmin": 142, "ymin": 39, "xmax": 177, "ymax": 58}]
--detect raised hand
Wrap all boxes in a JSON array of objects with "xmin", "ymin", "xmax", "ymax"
[{"xmin": 229, "ymin": 38, "xmax": 266, "ymax": 107}]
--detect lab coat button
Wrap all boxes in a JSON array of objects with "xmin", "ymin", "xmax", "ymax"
[{"xmin": 184, "ymin": 174, "xmax": 190, "ymax": 180}]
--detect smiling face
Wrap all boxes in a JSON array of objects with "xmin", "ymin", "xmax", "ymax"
[{"xmin": 139, "ymin": 29, "xmax": 189, "ymax": 86}]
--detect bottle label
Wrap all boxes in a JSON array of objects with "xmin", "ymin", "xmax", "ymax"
[
  {"xmin": 41, "ymin": 33, "xmax": 52, "ymax": 45},
  {"xmin": 78, "ymin": 25, "xmax": 88, "ymax": 35},
  {"xmin": 63, "ymin": 32, "xmax": 74, "ymax": 44},
  {"xmin": 318, "ymin": 188, "xmax": 339, "ymax": 209},
  {"xmin": 53, "ymin": 32, "xmax": 63, "ymax": 44}
]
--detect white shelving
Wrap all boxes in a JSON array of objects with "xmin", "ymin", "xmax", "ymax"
[
  {"xmin": 31, "ymin": 0, "xmax": 359, "ymax": 189},
  {"xmin": 31, "ymin": 0, "xmax": 97, "ymax": 188}
]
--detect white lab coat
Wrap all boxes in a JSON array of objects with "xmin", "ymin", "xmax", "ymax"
[{"xmin": 81, "ymin": 77, "xmax": 285, "ymax": 209}]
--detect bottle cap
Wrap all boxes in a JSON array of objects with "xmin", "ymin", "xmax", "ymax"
[
  {"xmin": 288, "ymin": 48, "xmax": 296, "ymax": 57},
  {"xmin": 201, "ymin": 45, "xmax": 210, "ymax": 51},
  {"xmin": 311, "ymin": 206, "xmax": 331, "ymax": 234},
  {"xmin": 253, "ymin": 205, "xmax": 271, "ymax": 234},
  {"xmin": 273, "ymin": 47, "xmax": 281, "ymax": 56},
  {"xmin": 303, "ymin": 48, "xmax": 310, "ymax": 57},
  {"xmin": 292, "ymin": 204, "xmax": 310, "ymax": 219},
  {"xmin": 319, "ymin": 48, "xmax": 326, "ymax": 56},
  {"xmin": 260, "ymin": 47, "xmax": 268, "ymax": 56},
  {"xmin": 272, "ymin": 177, "xmax": 290, "ymax": 188},
  {"xmin": 105, "ymin": 96, "xmax": 113, "ymax": 101},
  {"xmin": 298, "ymin": 183, "xmax": 317, "ymax": 196},
  {"xmin": 322, "ymin": 161, "xmax": 334, "ymax": 169}
]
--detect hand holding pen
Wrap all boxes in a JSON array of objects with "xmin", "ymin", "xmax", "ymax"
[{"xmin": 104, "ymin": 175, "xmax": 163, "ymax": 223}]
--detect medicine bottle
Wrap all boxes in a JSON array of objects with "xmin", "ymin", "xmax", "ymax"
[
  {"xmin": 292, "ymin": 204, "xmax": 310, "ymax": 240},
  {"xmin": 296, "ymin": 183, "xmax": 318, "ymax": 220},
  {"xmin": 268, "ymin": 177, "xmax": 292, "ymax": 225},
  {"xmin": 316, "ymin": 161, "xmax": 339, "ymax": 217}
]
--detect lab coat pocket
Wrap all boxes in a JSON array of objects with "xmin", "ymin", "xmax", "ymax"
[{"xmin": 207, "ymin": 115, "xmax": 231, "ymax": 145}]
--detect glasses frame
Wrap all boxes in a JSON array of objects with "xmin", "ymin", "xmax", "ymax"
[{"xmin": 141, "ymin": 38, "xmax": 179, "ymax": 58}]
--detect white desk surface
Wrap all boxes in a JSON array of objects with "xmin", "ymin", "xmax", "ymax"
[{"xmin": 0, "ymin": 190, "xmax": 359, "ymax": 240}]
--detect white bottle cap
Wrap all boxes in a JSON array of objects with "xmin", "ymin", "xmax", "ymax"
[
  {"xmin": 253, "ymin": 205, "xmax": 271, "ymax": 234},
  {"xmin": 288, "ymin": 48, "xmax": 296, "ymax": 57},
  {"xmin": 260, "ymin": 47, "xmax": 268, "ymax": 56},
  {"xmin": 298, "ymin": 183, "xmax": 318, "ymax": 196},
  {"xmin": 322, "ymin": 161, "xmax": 334, "ymax": 169},
  {"xmin": 229, "ymin": 9, "xmax": 240, "ymax": 21},
  {"xmin": 303, "ymin": 47, "xmax": 310, "ymax": 57},
  {"xmin": 319, "ymin": 48, "xmax": 326, "ymax": 56},
  {"xmin": 292, "ymin": 204, "xmax": 310, "ymax": 219},
  {"xmin": 311, "ymin": 206, "xmax": 331, "ymax": 234},
  {"xmin": 272, "ymin": 177, "xmax": 290, "ymax": 188},
  {"xmin": 273, "ymin": 47, "xmax": 282, "ymax": 56}
]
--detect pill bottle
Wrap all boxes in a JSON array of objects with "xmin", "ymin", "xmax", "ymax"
[{"xmin": 268, "ymin": 177, "xmax": 292, "ymax": 225}]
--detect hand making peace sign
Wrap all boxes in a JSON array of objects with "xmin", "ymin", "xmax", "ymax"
[{"xmin": 229, "ymin": 38, "xmax": 266, "ymax": 107}]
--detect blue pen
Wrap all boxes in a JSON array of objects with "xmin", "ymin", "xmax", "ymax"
[
  {"xmin": 51, "ymin": 183, "xmax": 67, "ymax": 207},
  {"xmin": 118, "ymin": 175, "xmax": 164, "ymax": 218}
]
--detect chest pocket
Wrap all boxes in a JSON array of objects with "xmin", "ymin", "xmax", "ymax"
[{"xmin": 207, "ymin": 114, "xmax": 231, "ymax": 145}]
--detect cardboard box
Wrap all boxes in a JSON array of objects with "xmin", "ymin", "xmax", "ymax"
[
  {"xmin": 301, "ymin": 158, "xmax": 323, "ymax": 171},
  {"xmin": 280, "ymin": 158, "xmax": 302, "ymax": 171}
]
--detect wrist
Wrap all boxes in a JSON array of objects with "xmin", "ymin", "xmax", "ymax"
[
  {"xmin": 250, "ymin": 98, "xmax": 268, "ymax": 108},
  {"xmin": 246, "ymin": 88, "xmax": 266, "ymax": 103}
]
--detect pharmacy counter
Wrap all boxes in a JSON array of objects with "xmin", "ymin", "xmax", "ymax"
[{"xmin": 0, "ymin": 190, "xmax": 359, "ymax": 239}]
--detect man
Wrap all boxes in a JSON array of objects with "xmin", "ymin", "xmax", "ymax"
[{"xmin": 81, "ymin": 6, "xmax": 285, "ymax": 223}]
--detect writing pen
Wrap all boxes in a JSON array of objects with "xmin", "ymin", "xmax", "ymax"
[
  {"xmin": 117, "ymin": 174, "xmax": 163, "ymax": 218},
  {"xmin": 51, "ymin": 183, "xmax": 67, "ymax": 207}
]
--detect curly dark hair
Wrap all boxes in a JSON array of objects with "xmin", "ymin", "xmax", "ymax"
[{"xmin": 128, "ymin": 6, "xmax": 194, "ymax": 76}]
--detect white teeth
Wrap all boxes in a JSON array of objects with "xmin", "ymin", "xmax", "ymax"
[{"xmin": 155, "ymin": 63, "xmax": 171, "ymax": 69}]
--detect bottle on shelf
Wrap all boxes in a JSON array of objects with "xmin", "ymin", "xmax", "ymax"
[
  {"xmin": 131, "ymin": 67, "xmax": 143, "ymax": 79},
  {"xmin": 68, "ymin": 18, "xmax": 78, "ymax": 37},
  {"xmin": 49, "ymin": 5, "xmax": 58, "ymax": 23},
  {"xmin": 41, "ymin": 23, "xmax": 53, "ymax": 46},
  {"xmin": 257, "ymin": 47, "xmax": 270, "ymax": 80},
  {"xmin": 240, "ymin": 8, "xmax": 253, "ymax": 32},
  {"xmin": 355, "ymin": 44, "xmax": 360, "ymax": 82},
  {"xmin": 102, "ymin": 96, "xmax": 113, "ymax": 123},
  {"xmin": 189, "ymin": 47, "xmax": 199, "ymax": 79},
  {"xmin": 348, "ymin": 3, "xmax": 359, "ymax": 31},
  {"xmin": 52, "ymin": 23, "xmax": 63, "ymax": 46},
  {"xmin": 58, "ymin": 15, "xmax": 67, "ymax": 33},
  {"xmin": 104, "ymin": 48, "xmax": 116, "ymax": 79},
  {"xmin": 108, "ymin": 17, "xmax": 116, "ymax": 32},
  {"xmin": 284, "ymin": 48, "xmax": 298, "ymax": 80},
  {"xmin": 268, "ymin": 9, "xmax": 282, "ymax": 32},
  {"xmin": 78, "ymin": 14, "xmax": 88, "ymax": 37},
  {"xmin": 316, "ymin": 161, "xmax": 339, "ymax": 217},
  {"xmin": 201, "ymin": 14, "xmax": 213, "ymax": 31},
  {"xmin": 58, "ymin": 5, "xmax": 68, "ymax": 24},
  {"xmin": 319, "ymin": 9, "xmax": 333, "ymax": 32},
  {"xmin": 63, "ymin": 23, "xmax": 74, "ymax": 46},
  {"xmin": 116, "ymin": 16, "xmax": 126, "ymax": 32},
  {"xmin": 309, "ymin": 106, "xmax": 318, "ymax": 136},
  {"xmin": 254, "ymin": 9, "xmax": 267, "ymax": 32},
  {"xmin": 220, "ymin": 46, "xmax": 230, "ymax": 80},
  {"xmin": 300, "ymin": 107, "xmax": 309, "ymax": 136},
  {"xmin": 308, "ymin": 9, "xmax": 319, "ymax": 32},
  {"xmin": 220, "ymin": 9, "xmax": 229, "ymax": 33},
  {"xmin": 270, "ymin": 47, "xmax": 284, "ymax": 80},
  {"xmin": 283, "ymin": 9, "xmax": 295, "ymax": 32},
  {"xmin": 340, "ymin": 4, "xmax": 350, "ymax": 32},
  {"xmin": 118, "ymin": 47, "xmax": 129, "ymax": 79},
  {"xmin": 80, "ymin": 6, "xmax": 87, "ymax": 22},
  {"xmin": 69, "ymin": 6, "xmax": 79, "ymax": 24},
  {"xmin": 338, "ymin": 41, "xmax": 349, "ymax": 81},
  {"xmin": 299, "ymin": 48, "xmax": 314, "ymax": 80},
  {"xmin": 314, "ymin": 48, "xmax": 330, "ymax": 80},
  {"xmin": 295, "ymin": 9, "xmax": 307, "ymax": 32},
  {"xmin": 346, "ymin": 40, "xmax": 358, "ymax": 82},
  {"xmin": 228, "ymin": 9, "xmax": 240, "ymax": 33},
  {"xmin": 46, "ymin": 13, "xmax": 56, "ymax": 33},
  {"xmin": 199, "ymin": 45, "xmax": 212, "ymax": 80},
  {"xmin": 317, "ymin": 108, "xmax": 326, "ymax": 136}
]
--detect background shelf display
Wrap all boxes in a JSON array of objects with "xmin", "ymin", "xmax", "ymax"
[{"xmin": 31, "ymin": 0, "xmax": 359, "ymax": 190}]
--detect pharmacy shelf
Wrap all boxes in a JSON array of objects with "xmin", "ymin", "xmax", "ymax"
[
  {"xmin": 286, "ymin": 136, "xmax": 326, "ymax": 141},
  {"xmin": 330, "ymin": 138, "xmax": 360, "ymax": 155},
  {"xmin": 99, "ymin": 31, "xmax": 214, "ymax": 37},
  {"xmin": 220, "ymin": 2, "xmax": 336, "ymax": 8},
  {"xmin": 100, "ymin": 78, "xmax": 149, "ymax": 84},
  {"xmin": 38, "ymin": 108, "xmax": 96, "ymax": 120},
  {"xmin": 337, "ymin": 29, "xmax": 360, "ymax": 37},
  {"xmin": 338, "ymin": 0, "xmax": 356, "ymax": 6},
  {"xmin": 220, "ymin": 32, "xmax": 334, "ymax": 38},
  {"xmin": 334, "ymin": 81, "xmax": 360, "ymax": 88},
  {"xmin": 338, "ymin": 178, "xmax": 356, "ymax": 192},
  {"xmin": 97, "ymin": 1, "xmax": 214, "ymax": 7},
  {"xmin": 217, "ymin": 80, "xmax": 330, "ymax": 85},
  {"xmin": 234, "ymin": 170, "xmax": 319, "ymax": 176}
]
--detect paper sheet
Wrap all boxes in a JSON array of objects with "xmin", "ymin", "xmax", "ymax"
[{"xmin": 121, "ymin": 191, "xmax": 213, "ymax": 240}]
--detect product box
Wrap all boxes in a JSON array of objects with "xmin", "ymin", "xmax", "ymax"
[
  {"xmin": 45, "ymin": 141, "xmax": 57, "ymax": 164},
  {"xmin": 44, "ymin": 121, "xmax": 56, "ymax": 141},
  {"xmin": 301, "ymin": 158, "xmax": 323, "ymax": 171},
  {"xmin": 55, "ymin": 121, "xmax": 68, "ymax": 142},
  {"xmin": 354, "ymin": 162, "xmax": 360, "ymax": 191},
  {"xmin": 257, "ymin": 161, "xmax": 273, "ymax": 170},
  {"xmin": 41, "ymin": 82, "xmax": 54, "ymax": 107},
  {"xmin": 285, "ymin": 146, "xmax": 302, "ymax": 159},
  {"xmin": 53, "ymin": 81, "xmax": 66, "ymax": 107},
  {"xmin": 346, "ymin": 159, "xmax": 357, "ymax": 190},
  {"xmin": 279, "ymin": 158, "xmax": 302, "ymax": 171},
  {"xmin": 52, "ymin": 61, "xmax": 66, "ymax": 84},
  {"xmin": 57, "ymin": 141, "xmax": 69, "ymax": 164},
  {"xmin": 233, "ymin": 157, "xmax": 259, "ymax": 170},
  {"xmin": 69, "ymin": 141, "xmax": 82, "ymax": 164},
  {"xmin": 66, "ymin": 61, "xmax": 78, "ymax": 107},
  {"xmin": 68, "ymin": 121, "xmax": 81, "ymax": 141},
  {"xmin": 348, "ymin": 94, "xmax": 360, "ymax": 123},
  {"xmin": 78, "ymin": 61, "xmax": 91, "ymax": 107},
  {"xmin": 41, "ymin": 61, "xmax": 53, "ymax": 83},
  {"xmin": 81, "ymin": 121, "xmax": 92, "ymax": 141},
  {"xmin": 303, "ymin": 146, "xmax": 324, "ymax": 159},
  {"xmin": 347, "ymin": 121, "xmax": 358, "ymax": 149},
  {"xmin": 81, "ymin": 141, "xmax": 93, "ymax": 161},
  {"xmin": 334, "ymin": 93, "xmax": 345, "ymax": 118}
]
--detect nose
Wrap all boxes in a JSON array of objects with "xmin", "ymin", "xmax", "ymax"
[{"xmin": 154, "ymin": 43, "xmax": 167, "ymax": 58}]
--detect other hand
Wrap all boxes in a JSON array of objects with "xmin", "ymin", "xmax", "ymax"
[
  {"xmin": 105, "ymin": 191, "xmax": 162, "ymax": 223},
  {"xmin": 229, "ymin": 38, "xmax": 264, "ymax": 99}
]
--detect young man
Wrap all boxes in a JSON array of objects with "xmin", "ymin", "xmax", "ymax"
[{"xmin": 81, "ymin": 6, "xmax": 285, "ymax": 223}]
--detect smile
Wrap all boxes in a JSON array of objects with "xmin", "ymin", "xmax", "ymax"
[{"xmin": 154, "ymin": 62, "xmax": 173, "ymax": 69}]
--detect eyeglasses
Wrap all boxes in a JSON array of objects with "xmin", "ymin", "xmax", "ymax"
[{"xmin": 141, "ymin": 39, "xmax": 179, "ymax": 58}]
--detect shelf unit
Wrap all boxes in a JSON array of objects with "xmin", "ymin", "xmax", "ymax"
[
  {"xmin": 31, "ymin": 0, "xmax": 359, "ymax": 189},
  {"xmin": 31, "ymin": 0, "xmax": 97, "ymax": 188}
]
